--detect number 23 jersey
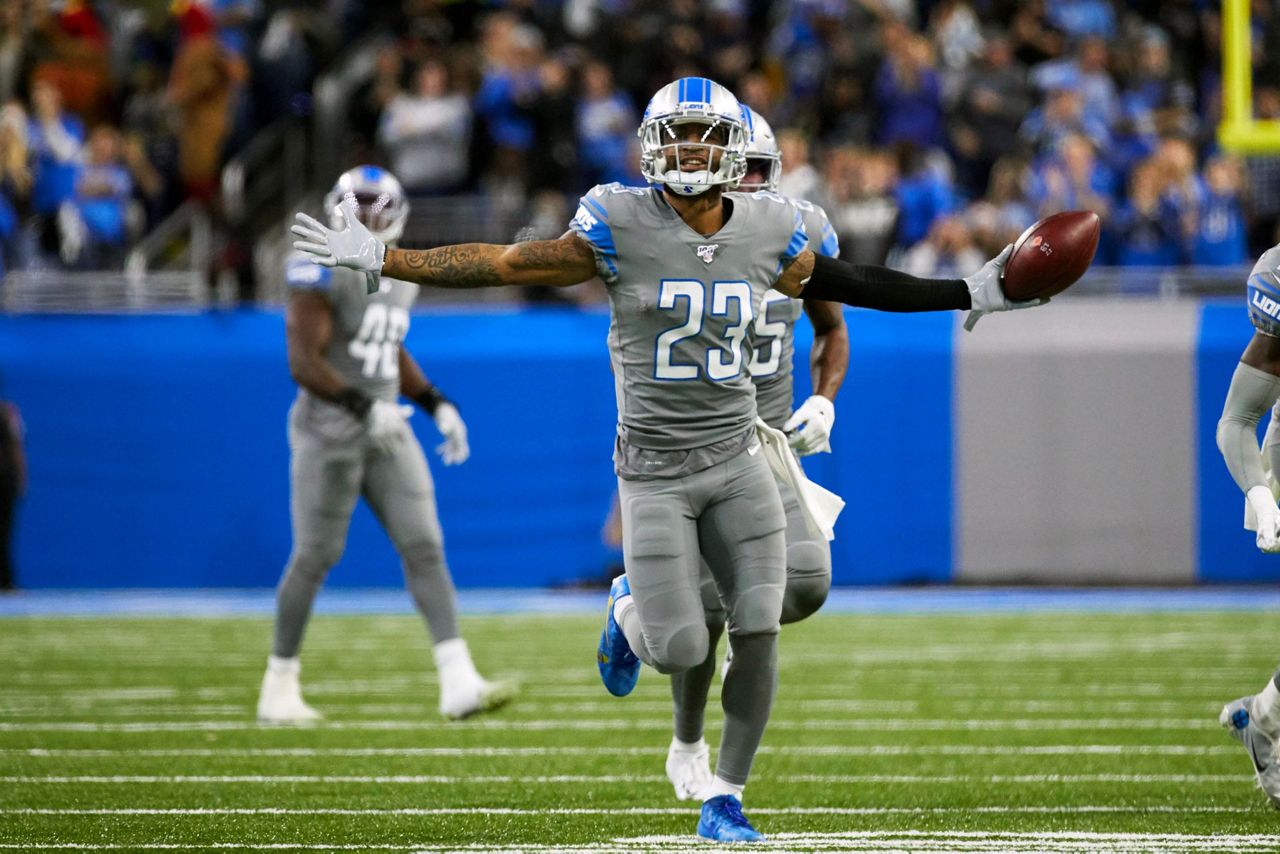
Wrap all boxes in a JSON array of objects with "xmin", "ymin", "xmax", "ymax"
[
  {"xmin": 570, "ymin": 184, "xmax": 808, "ymax": 458},
  {"xmin": 284, "ymin": 251, "xmax": 418, "ymax": 441}
]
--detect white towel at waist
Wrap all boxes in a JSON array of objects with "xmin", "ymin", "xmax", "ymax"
[{"xmin": 754, "ymin": 418, "xmax": 845, "ymax": 541}]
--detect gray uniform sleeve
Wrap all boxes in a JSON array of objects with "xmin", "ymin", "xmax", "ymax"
[{"xmin": 1217, "ymin": 362, "xmax": 1280, "ymax": 494}]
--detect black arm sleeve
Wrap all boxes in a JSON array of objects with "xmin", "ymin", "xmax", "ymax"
[{"xmin": 800, "ymin": 253, "xmax": 972, "ymax": 312}]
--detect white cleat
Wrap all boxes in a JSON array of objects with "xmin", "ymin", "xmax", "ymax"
[
  {"xmin": 439, "ymin": 677, "xmax": 519, "ymax": 721},
  {"xmin": 256, "ymin": 661, "xmax": 322, "ymax": 725},
  {"xmin": 666, "ymin": 738, "xmax": 713, "ymax": 801}
]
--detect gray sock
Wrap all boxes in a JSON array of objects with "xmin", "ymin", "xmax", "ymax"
[
  {"xmin": 400, "ymin": 541, "xmax": 461, "ymax": 644},
  {"xmin": 670, "ymin": 616, "xmax": 725, "ymax": 744},
  {"xmin": 715, "ymin": 631, "xmax": 777, "ymax": 786}
]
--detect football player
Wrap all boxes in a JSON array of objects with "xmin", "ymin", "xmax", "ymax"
[
  {"xmin": 665, "ymin": 106, "xmax": 848, "ymax": 802},
  {"xmin": 258, "ymin": 165, "xmax": 516, "ymax": 724},
  {"xmin": 1215, "ymin": 245, "xmax": 1280, "ymax": 804},
  {"xmin": 291, "ymin": 79, "xmax": 1041, "ymax": 841}
]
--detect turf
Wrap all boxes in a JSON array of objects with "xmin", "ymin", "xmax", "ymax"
[{"xmin": 1, "ymin": 610, "xmax": 1279, "ymax": 852}]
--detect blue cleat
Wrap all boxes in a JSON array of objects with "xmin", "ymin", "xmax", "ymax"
[
  {"xmin": 596, "ymin": 573, "xmax": 640, "ymax": 697},
  {"xmin": 697, "ymin": 795, "xmax": 764, "ymax": 842},
  {"xmin": 1221, "ymin": 695, "xmax": 1280, "ymax": 806}
]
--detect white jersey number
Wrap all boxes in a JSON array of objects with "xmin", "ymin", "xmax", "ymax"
[
  {"xmin": 747, "ymin": 291, "xmax": 795, "ymax": 378},
  {"xmin": 349, "ymin": 303, "xmax": 410, "ymax": 379},
  {"xmin": 655, "ymin": 279, "xmax": 753, "ymax": 381}
]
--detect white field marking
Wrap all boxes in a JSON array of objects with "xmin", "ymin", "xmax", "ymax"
[
  {"xmin": 2, "ymin": 806, "xmax": 1266, "ymax": 816},
  {"xmin": 0, "ymin": 705, "xmax": 244, "ymax": 717},
  {"xmin": 0, "ymin": 717, "xmax": 1217, "ymax": 733},
  {"xmin": 0, "ymin": 773, "xmax": 1250, "ymax": 785},
  {"xmin": 3, "ymin": 743, "xmax": 1238, "ymax": 758}
]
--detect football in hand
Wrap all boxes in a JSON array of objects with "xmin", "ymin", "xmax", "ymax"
[{"xmin": 1000, "ymin": 210, "xmax": 1101, "ymax": 301}]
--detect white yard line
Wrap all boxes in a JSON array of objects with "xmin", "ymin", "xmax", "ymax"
[
  {"xmin": 2, "ymin": 806, "xmax": 1262, "ymax": 816},
  {"xmin": 0, "ymin": 717, "xmax": 1218, "ymax": 733},
  {"xmin": 4, "ymin": 744, "xmax": 1237, "ymax": 758},
  {"xmin": 0, "ymin": 773, "xmax": 1249, "ymax": 784}
]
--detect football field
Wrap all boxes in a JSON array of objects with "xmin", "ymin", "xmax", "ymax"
[{"xmin": 2, "ymin": 603, "xmax": 1280, "ymax": 852}]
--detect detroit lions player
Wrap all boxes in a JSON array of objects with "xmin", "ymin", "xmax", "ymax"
[
  {"xmin": 1216, "ymin": 246, "xmax": 1280, "ymax": 804},
  {"xmin": 665, "ymin": 106, "xmax": 849, "ymax": 802},
  {"xmin": 259, "ymin": 165, "xmax": 516, "ymax": 724},
  {"xmin": 291, "ymin": 80, "xmax": 1041, "ymax": 841}
]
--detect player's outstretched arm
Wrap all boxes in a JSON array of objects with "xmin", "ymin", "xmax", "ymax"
[
  {"xmin": 292, "ymin": 198, "xmax": 597, "ymax": 289},
  {"xmin": 772, "ymin": 247, "xmax": 1040, "ymax": 322}
]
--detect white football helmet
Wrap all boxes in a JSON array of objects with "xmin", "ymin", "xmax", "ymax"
[
  {"xmin": 323, "ymin": 165, "xmax": 409, "ymax": 246},
  {"xmin": 638, "ymin": 77, "xmax": 748, "ymax": 196},
  {"xmin": 738, "ymin": 106, "xmax": 781, "ymax": 193}
]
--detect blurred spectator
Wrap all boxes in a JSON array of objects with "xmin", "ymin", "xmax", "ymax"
[
  {"xmin": 1190, "ymin": 155, "xmax": 1248, "ymax": 267},
  {"xmin": 121, "ymin": 62, "xmax": 179, "ymax": 224},
  {"xmin": 576, "ymin": 60, "xmax": 635, "ymax": 188},
  {"xmin": 349, "ymin": 45, "xmax": 405, "ymax": 161},
  {"xmin": 529, "ymin": 57, "xmax": 578, "ymax": 195},
  {"xmin": 929, "ymin": 0, "xmax": 983, "ymax": 99},
  {"xmin": 776, "ymin": 130, "xmax": 826, "ymax": 206},
  {"xmin": 983, "ymin": 156, "xmax": 1037, "ymax": 238},
  {"xmin": 827, "ymin": 146, "xmax": 898, "ymax": 265},
  {"xmin": 0, "ymin": 394, "xmax": 23, "ymax": 592},
  {"xmin": 378, "ymin": 60, "xmax": 472, "ymax": 194},
  {"xmin": 1031, "ymin": 35, "xmax": 1119, "ymax": 128},
  {"xmin": 950, "ymin": 34, "xmax": 1032, "ymax": 198},
  {"xmin": 29, "ymin": 0, "xmax": 113, "ymax": 125},
  {"xmin": 1028, "ymin": 134, "xmax": 1114, "ymax": 222},
  {"xmin": 1119, "ymin": 27, "xmax": 1195, "ymax": 137},
  {"xmin": 61, "ymin": 125, "xmax": 135, "ymax": 269},
  {"xmin": 873, "ymin": 24, "xmax": 944, "ymax": 150},
  {"xmin": 892, "ymin": 142, "xmax": 955, "ymax": 250},
  {"xmin": 1045, "ymin": 0, "xmax": 1116, "ymax": 40},
  {"xmin": 474, "ymin": 18, "xmax": 543, "ymax": 188},
  {"xmin": 207, "ymin": 0, "xmax": 261, "ymax": 61},
  {"xmin": 167, "ymin": 26, "xmax": 242, "ymax": 202},
  {"xmin": 27, "ymin": 79, "xmax": 84, "ymax": 224},
  {"xmin": 1018, "ymin": 74, "xmax": 1111, "ymax": 155},
  {"xmin": 1009, "ymin": 0, "xmax": 1066, "ymax": 68},
  {"xmin": 900, "ymin": 215, "xmax": 985, "ymax": 278},
  {"xmin": 0, "ymin": 1, "xmax": 24, "ymax": 102},
  {"xmin": 1110, "ymin": 161, "xmax": 1182, "ymax": 266}
]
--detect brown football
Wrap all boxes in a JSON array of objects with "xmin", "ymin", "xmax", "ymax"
[{"xmin": 1001, "ymin": 210, "xmax": 1101, "ymax": 301}]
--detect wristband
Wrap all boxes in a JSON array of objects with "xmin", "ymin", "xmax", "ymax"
[
  {"xmin": 413, "ymin": 385, "xmax": 452, "ymax": 415},
  {"xmin": 334, "ymin": 387, "xmax": 373, "ymax": 420}
]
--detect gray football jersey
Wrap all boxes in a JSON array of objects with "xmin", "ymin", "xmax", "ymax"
[
  {"xmin": 285, "ymin": 251, "xmax": 419, "ymax": 441},
  {"xmin": 748, "ymin": 198, "xmax": 840, "ymax": 429},
  {"xmin": 570, "ymin": 184, "xmax": 809, "ymax": 473}
]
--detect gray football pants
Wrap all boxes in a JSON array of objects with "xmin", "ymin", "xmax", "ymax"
[
  {"xmin": 672, "ymin": 471, "xmax": 832, "ymax": 743},
  {"xmin": 273, "ymin": 417, "xmax": 460, "ymax": 658},
  {"xmin": 616, "ymin": 447, "xmax": 786, "ymax": 786}
]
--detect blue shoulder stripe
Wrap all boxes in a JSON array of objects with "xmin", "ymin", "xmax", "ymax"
[
  {"xmin": 570, "ymin": 198, "xmax": 619, "ymax": 281},
  {"xmin": 285, "ymin": 257, "xmax": 333, "ymax": 289},
  {"xmin": 819, "ymin": 220, "xmax": 840, "ymax": 258}
]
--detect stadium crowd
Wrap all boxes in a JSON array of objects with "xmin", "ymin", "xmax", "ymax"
[{"xmin": 0, "ymin": 0, "xmax": 1274, "ymax": 282}]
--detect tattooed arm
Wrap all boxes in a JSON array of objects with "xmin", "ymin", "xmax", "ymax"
[{"xmin": 381, "ymin": 235, "xmax": 599, "ymax": 289}]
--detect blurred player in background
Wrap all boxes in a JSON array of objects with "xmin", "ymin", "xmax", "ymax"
[
  {"xmin": 665, "ymin": 106, "xmax": 849, "ymax": 801},
  {"xmin": 258, "ymin": 165, "xmax": 516, "ymax": 724},
  {"xmin": 0, "ymin": 392, "xmax": 24, "ymax": 592},
  {"xmin": 291, "ymin": 78, "xmax": 1038, "ymax": 840},
  {"xmin": 1216, "ymin": 245, "xmax": 1280, "ymax": 805}
]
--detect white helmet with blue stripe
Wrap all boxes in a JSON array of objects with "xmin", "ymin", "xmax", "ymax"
[
  {"xmin": 324, "ymin": 165, "xmax": 410, "ymax": 246},
  {"xmin": 739, "ymin": 106, "xmax": 781, "ymax": 193},
  {"xmin": 638, "ymin": 77, "xmax": 748, "ymax": 197}
]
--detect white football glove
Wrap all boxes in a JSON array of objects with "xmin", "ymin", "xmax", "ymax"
[
  {"xmin": 1246, "ymin": 484, "xmax": 1280, "ymax": 554},
  {"xmin": 963, "ymin": 244, "xmax": 1048, "ymax": 331},
  {"xmin": 783, "ymin": 395, "xmax": 835, "ymax": 456},
  {"xmin": 292, "ymin": 196, "xmax": 385, "ymax": 294},
  {"xmin": 432, "ymin": 402, "xmax": 469, "ymax": 465},
  {"xmin": 366, "ymin": 400, "xmax": 412, "ymax": 455}
]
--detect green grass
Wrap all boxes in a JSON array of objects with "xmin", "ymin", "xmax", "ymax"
[{"xmin": 1, "ymin": 610, "xmax": 1279, "ymax": 851}]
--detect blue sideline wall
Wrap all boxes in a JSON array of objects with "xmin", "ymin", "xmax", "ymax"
[{"xmin": 0, "ymin": 300, "xmax": 1268, "ymax": 588}]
